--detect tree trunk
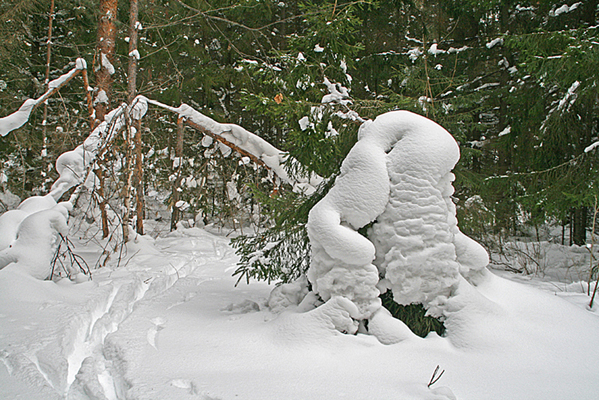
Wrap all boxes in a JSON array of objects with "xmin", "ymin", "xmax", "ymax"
[
  {"xmin": 129, "ymin": 0, "xmax": 144, "ymax": 235},
  {"xmin": 95, "ymin": 0, "xmax": 118, "ymax": 238},
  {"xmin": 171, "ymin": 117, "xmax": 185, "ymax": 231},
  {"xmin": 573, "ymin": 206, "xmax": 587, "ymax": 246},
  {"xmin": 95, "ymin": 166, "xmax": 110, "ymax": 239},
  {"xmin": 41, "ymin": 0, "xmax": 55, "ymax": 163},
  {"xmin": 134, "ymin": 119, "xmax": 144, "ymax": 234},
  {"xmin": 122, "ymin": 130, "xmax": 133, "ymax": 243},
  {"xmin": 95, "ymin": 0, "xmax": 118, "ymax": 123}
]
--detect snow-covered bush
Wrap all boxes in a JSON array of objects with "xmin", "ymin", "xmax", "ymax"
[
  {"xmin": 0, "ymin": 195, "xmax": 70, "ymax": 279},
  {"xmin": 306, "ymin": 110, "xmax": 489, "ymax": 336}
]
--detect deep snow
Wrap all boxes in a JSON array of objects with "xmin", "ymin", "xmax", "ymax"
[{"xmin": 1, "ymin": 223, "xmax": 599, "ymax": 400}]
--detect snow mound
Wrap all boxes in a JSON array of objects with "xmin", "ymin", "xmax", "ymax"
[
  {"xmin": 0, "ymin": 207, "xmax": 68, "ymax": 279},
  {"xmin": 2, "ymin": 225, "xmax": 599, "ymax": 399}
]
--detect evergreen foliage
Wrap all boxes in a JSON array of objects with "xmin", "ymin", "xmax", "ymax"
[
  {"xmin": 379, "ymin": 291, "xmax": 446, "ymax": 338},
  {"xmin": 2, "ymin": 0, "xmax": 599, "ymax": 280}
]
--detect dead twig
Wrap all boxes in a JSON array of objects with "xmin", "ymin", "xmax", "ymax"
[{"xmin": 427, "ymin": 365, "xmax": 445, "ymax": 388}]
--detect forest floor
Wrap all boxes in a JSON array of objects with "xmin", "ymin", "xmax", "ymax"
[{"xmin": 1, "ymin": 221, "xmax": 599, "ymax": 400}]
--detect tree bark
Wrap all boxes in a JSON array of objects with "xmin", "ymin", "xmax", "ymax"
[
  {"xmin": 171, "ymin": 117, "xmax": 185, "ymax": 231},
  {"xmin": 129, "ymin": 0, "xmax": 144, "ymax": 235},
  {"xmin": 573, "ymin": 206, "xmax": 587, "ymax": 246},
  {"xmin": 95, "ymin": 0, "xmax": 118, "ymax": 123},
  {"xmin": 127, "ymin": 0, "xmax": 139, "ymax": 103},
  {"xmin": 134, "ymin": 119, "xmax": 144, "ymax": 234},
  {"xmin": 95, "ymin": 0, "xmax": 118, "ymax": 238},
  {"xmin": 95, "ymin": 166, "xmax": 110, "ymax": 239},
  {"xmin": 41, "ymin": 0, "xmax": 55, "ymax": 161}
]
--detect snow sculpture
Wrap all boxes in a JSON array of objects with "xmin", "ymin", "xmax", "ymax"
[{"xmin": 307, "ymin": 110, "xmax": 489, "ymax": 328}]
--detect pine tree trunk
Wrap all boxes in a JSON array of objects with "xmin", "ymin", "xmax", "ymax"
[
  {"xmin": 122, "ymin": 133, "xmax": 133, "ymax": 243},
  {"xmin": 573, "ymin": 206, "xmax": 587, "ymax": 246},
  {"xmin": 127, "ymin": 0, "xmax": 139, "ymax": 104},
  {"xmin": 134, "ymin": 119, "xmax": 144, "ymax": 234},
  {"xmin": 95, "ymin": 0, "xmax": 118, "ymax": 123},
  {"xmin": 41, "ymin": 0, "xmax": 55, "ymax": 163},
  {"xmin": 95, "ymin": 166, "xmax": 110, "ymax": 239},
  {"xmin": 94, "ymin": 0, "xmax": 118, "ymax": 240}
]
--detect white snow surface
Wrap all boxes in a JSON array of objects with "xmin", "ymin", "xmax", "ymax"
[
  {"xmin": 129, "ymin": 49, "xmax": 141, "ymax": 60},
  {"xmin": 100, "ymin": 53, "xmax": 115, "ymax": 75},
  {"xmin": 1, "ymin": 224, "xmax": 599, "ymax": 399},
  {"xmin": 485, "ymin": 38, "xmax": 504, "ymax": 49},
  {"xmin": 428, "ymin": 43, "xmax": 445, "ymax": 56},
  {"xmin": 0, "ymin": 195, "xmax": 71, "ymax": 279},
  {"xmin": 551, "ymin": 2, "xmax": 581, "ymax": 16},
  {"xmin": 0, "ymin": 99, "xmax": 36, "ymax": 137},
  {"xmin": 321, "ymin": 77, "xmax": 351, "ymax": 105}
]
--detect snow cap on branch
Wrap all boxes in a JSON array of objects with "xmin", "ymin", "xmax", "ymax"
[
  {"xmin": 0, "ymin": 58, "xmax": 87, "ymax": 137},
  {"xmin": 141, "ymin": 97, "xmax": 323, "ymax": 195}
]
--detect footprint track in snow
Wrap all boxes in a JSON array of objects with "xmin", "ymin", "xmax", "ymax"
[
  {"xmin": 169, "ymin": 379, "xmax": 223, "ymax": 399},
  {"xmin": 147, "ymin": 317, "xmax": 166, "ymax": 350}
]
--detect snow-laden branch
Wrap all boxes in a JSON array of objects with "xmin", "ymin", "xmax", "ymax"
[
  {"xmin": 141, "ymin": 96, "xmax": 324, "ymax": 195},
  {"xmin": 0, "ymin": 97, "xmax": 148, "ymax": 280},
  {"xmin": 0, "ymin": 58, "xmax": 88, "ymax": 137},
  {"xmin": 49, "ymin": 104, "xmax": 128, "ymax": 201}
]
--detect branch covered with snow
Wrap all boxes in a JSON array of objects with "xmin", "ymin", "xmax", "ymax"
[
  {"xmin": 0, "ymin": 96, "xmax": 148, "ymax": 279},
  {"xmin": 0, "ymin": 58, "xmax": 87, "ymax": 137},
  {"xmin": 142, "ymin": 96, "xmax": 323, "ymax": 195}
]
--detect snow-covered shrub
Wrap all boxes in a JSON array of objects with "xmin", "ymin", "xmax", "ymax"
[
  {"xmin": 0, "ymin": 195, "xmax": 71, "ymax": 279},
  {"xmin": 307, "ymin": 110, "xmax": 489, "ymax": 331}
]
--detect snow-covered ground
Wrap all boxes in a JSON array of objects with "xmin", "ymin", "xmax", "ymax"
[{"xmin": 1, "ymin": 222, "xmax": 599, "ymax": 400}]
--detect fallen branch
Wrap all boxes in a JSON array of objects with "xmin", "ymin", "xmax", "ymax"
[
  {"xmin": 427, "ymin": 365, "xmax": 445, "ymax": 388},
  {"xmin": 50, "ymin": 232, "xmax": 92, "ymax": 279}
]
